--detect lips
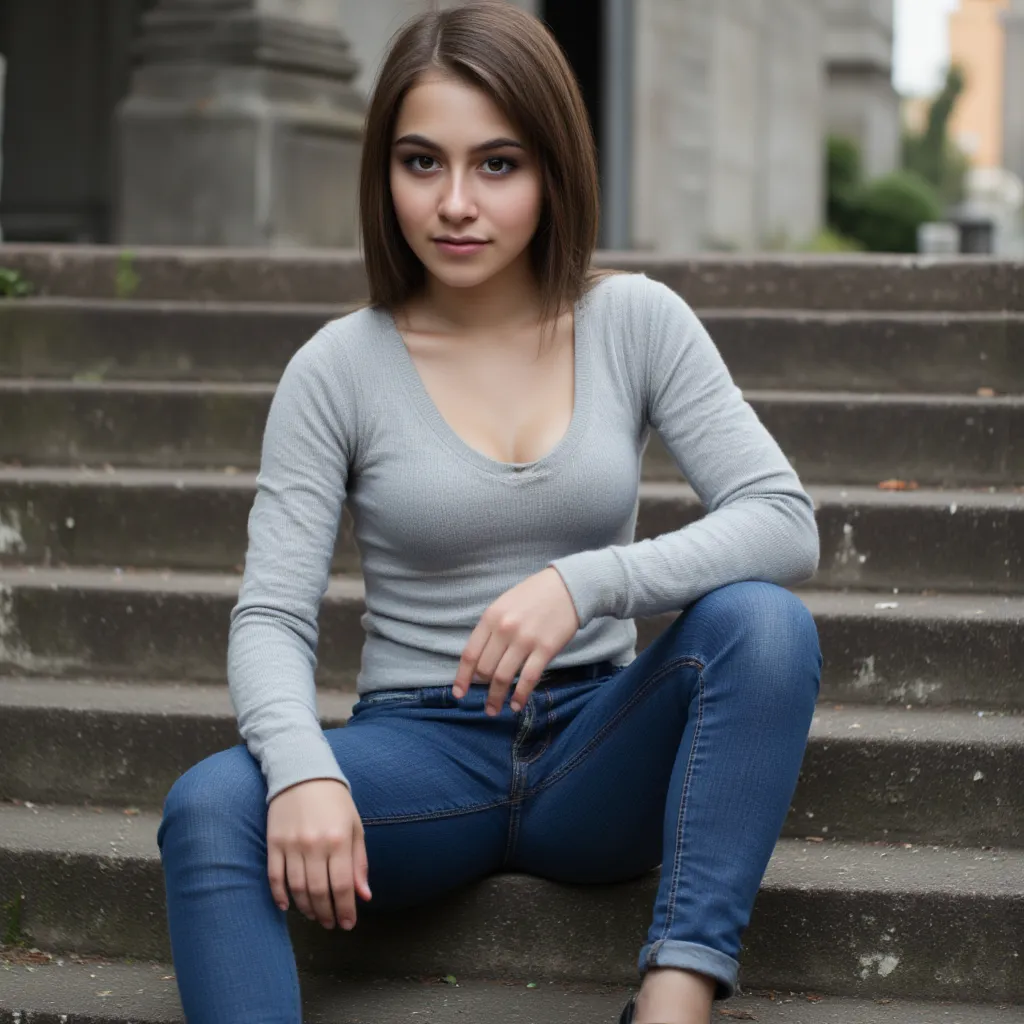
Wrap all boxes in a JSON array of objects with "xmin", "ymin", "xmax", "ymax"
[{"xmin": 435, "ymin": 238, "xmax": 488, "ymax": 245}]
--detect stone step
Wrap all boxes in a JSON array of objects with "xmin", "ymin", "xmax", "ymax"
[
  {"xmin": 0, "ymin": 801, "xmax": 1021, "ymax": 1002},
  {"xmin": 4, "ymin": 960, "xmax": 1024, "ymax": 1024},
  {"xmin": 2, "ymin": 297, "xmax": 1020, "ymax": 394},
  {"xmin": 0, "ymin": 679, "xmax": 1020, "ymax": 848},
  {"xmin": 1, "ymin": 380, "xmax": 1018, "ymax": 487},
  {"xmin": 1, "ymin": 469, "xmax": 1020, "ymax": 593},
  {"xmin": 0, "ymin": 567, "xmax": 1020, "ymax": 708},
  {"xmin": 1, "ymin": 244, "xmax": 1021, "ymax": 310}
]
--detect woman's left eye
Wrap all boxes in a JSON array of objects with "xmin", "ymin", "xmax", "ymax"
[{"xmin": 483, "ymin": 157, "xmax": 516, "ymax": 175}]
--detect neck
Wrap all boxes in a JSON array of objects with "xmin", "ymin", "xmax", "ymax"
[{"xmin": 419, "ymin": 257, "xmax": 546, "ymax": 334}]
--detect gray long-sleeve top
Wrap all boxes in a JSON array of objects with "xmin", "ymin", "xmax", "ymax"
[{"xmin": 228, "ymin": 272, "xmax": 820, "ymax": 804}]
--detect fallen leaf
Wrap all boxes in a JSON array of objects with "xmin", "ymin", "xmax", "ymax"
[
  {"xmin": 976, "ymin": 387, "xmax": 996, "ymax": 397},
  {"xmin": 122, "ymin": 807, "xmax": 140, "ymax": 816},
  {"xmin": 719, "ymin": 1010, "xmax": 757, "ymax": 1020},
  {"xmin": 805, "ymin": 836, "xmax": 826, "ymax": 843},
  {"xmin": 877, "ymin": 479, "xmax": 919, "ymax": 491}
]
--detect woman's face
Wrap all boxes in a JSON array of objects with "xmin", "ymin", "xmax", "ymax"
[{"xmin": 390, "ymin": 70, "xmax": 544, "ymax": 293}]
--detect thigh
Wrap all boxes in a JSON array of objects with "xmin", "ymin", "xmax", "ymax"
[
  {"xmin": 332, "ymin": 689, "xmax": 513, "ymax": 912},
  {"xmin": 510, "ymin": 627, "xmax": 697, "ymax": 884},
  {"xmin": 511, "ymin": 581, "xmax": 820, "ymax": 885}
]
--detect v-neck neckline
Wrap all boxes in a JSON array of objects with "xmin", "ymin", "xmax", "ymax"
[{"xmin": 379, "ymin": 286, "xmax": 595, "ymax": 479}]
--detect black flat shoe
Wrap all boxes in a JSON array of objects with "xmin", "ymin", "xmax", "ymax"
[{"xmin": 618, "ymin": 993, "xmax": 637, "ymax": 1023}]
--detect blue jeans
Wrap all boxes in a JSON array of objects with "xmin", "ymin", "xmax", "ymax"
[{"xmin": 158, "ymin": 581, "xmax": 821, "ymax": 1021}]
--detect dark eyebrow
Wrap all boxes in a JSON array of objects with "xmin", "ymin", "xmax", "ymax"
[{"xmin": 392, "ymin": 134, "xmax": 525, "ymax": 154}]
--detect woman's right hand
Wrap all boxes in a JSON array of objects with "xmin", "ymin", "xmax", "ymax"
[{"xmin": 266, "ymin": 778, "xmax": 372, "ymax": 931}]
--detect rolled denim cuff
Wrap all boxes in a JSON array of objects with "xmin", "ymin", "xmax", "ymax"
[{"xmin": 638, "ymin": 938, "xmax": 740, "ymax": 1000}]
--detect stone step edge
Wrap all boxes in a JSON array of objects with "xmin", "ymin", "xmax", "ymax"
[
  {"xmin": 1, "ymin": 677, "xmax": 1021, "ymax": 746},
  {"xmin": 9, "ymin": 293, "xmax": 1024, "ymax": 323},
  {"xmin": 1, "ymin": 245, "xmax": 1021, "ymax": 310},
  {"xmin": 1, "ymin": 465, "xmax": 1020, "ymax": 509},
  {"xmin": 3, "ymin": 961, "xmax": 1024, "ymax": 1024},
  {"xmin": 0, "ymin": 567, "xmax": 1019, "ymax": 623},
  {"xmin": 5, "ymin": 961, "xmax": 1024, "ymax": 1024},
  {"xmin": 1, "ymin": 377, "xmax": 1021, "ymax": 408},
  {"xmin": 1, "ymin": 800, "xmax": 1020, "ymax": 900}
]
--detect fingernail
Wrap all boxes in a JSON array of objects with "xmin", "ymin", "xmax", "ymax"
[
  {"xmin": 510, "ymin": 700, "xmax": 521, "ymax": 712},
  {"xmin": 342, "ymin": 920, "xmax": 354, "ymax": 931}
]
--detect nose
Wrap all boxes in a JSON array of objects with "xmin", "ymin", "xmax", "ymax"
[{"xmin": 437, "ymin": 168, "xmax": 477, "ymax": 223}]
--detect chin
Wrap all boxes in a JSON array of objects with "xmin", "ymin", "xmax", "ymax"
[{"xmin": 423, "ymin": 259, "xmax": 504, "ymax": 290}]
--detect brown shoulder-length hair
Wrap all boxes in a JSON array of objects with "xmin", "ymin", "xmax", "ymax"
[{"xmin": 358, "ymin": 1, "xmax": 614, "ymax": 338}]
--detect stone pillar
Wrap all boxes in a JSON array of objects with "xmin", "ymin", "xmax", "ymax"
[
  {"xmin": 633, "ymin": 0, "xmax": 826, "ymax": 253},
  {"xmin": 756, "ymin": 0, "xmax": 826, "ymax": 248},
  {"xmin": 632, "ymin": 0, "xmax": 714, "ymax": 253},
  {"xmin": 824, "ymin": 0, "xmax": 900, "ymax": 179},
  {"xmin": 1003, "ymin": 0, "xmax": 1024, "ymax": 181},
  {"xmin": 0, "ymin": 53, "xmax": 6, "ymax": 243},
  {"xmin": 706, "ymin": 0, "xmax": 764, "ymax": 250},
  {"xmin": 115, "ymin": 0, "xmax": 365, "ymax": 247}
]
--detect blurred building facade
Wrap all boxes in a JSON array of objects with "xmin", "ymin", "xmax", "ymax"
[
  {"xmin": 823, "ymin": 0, "xmax": 901, "ymax": 180},
  {"xmin": 948, "ymin": 0, "xmax": 1009, "ymax": 169},
  {"xmin": 0, "ymin": 0, "xmax": 899, "ymax": 252},
  {"xmin": 1003, "ymin": 0, "xmax": 1024, "ymax": 182}
]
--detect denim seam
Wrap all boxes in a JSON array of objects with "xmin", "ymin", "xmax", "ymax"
[
  {"xmin": 659, "ymin": 664, "xmax": 706, "ymax": 941},
  {"xmin": 521, "ymin": 688, "xmax": 555, "ymax": 766},
  {"xmin": 360, "ymin": 795, "xmax": 512, "ymax": 826},
  {"xmin": 524, "ymin": 655, "xmax": 704, "ymax": 799},
  {"xmin": 503, "ymin": 700, "xmax": 535, "ymax": 865}
]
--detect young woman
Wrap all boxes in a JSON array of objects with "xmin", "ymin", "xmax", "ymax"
[{"xmin": 157, "ymin": 3, "xmax": 822, "ymax": 1022}]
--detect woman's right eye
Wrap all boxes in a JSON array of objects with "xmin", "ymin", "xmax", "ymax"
[{"xmin": 405, "ymin": 155, "xmax": 438, "ymax": 172}]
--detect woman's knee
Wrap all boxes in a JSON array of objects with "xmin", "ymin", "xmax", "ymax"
[
  {"xmin": 686, "ymin": 582, "xmax": 821, "ymax": 697},
  {"xmin": 158, "ymin": 744, "xmax": 266, "ymax": 852}
]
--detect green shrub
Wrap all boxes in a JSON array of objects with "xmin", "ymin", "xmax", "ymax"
[
  {"xmin": 826, "ymin": 135, "xmax": 863, "ymax": 238},
  {"xmin": 0, "ymin": 268, "xmax": 32, "ymax": 298},
  {"xmin": 902, "ymin": 64, "xmax": 969, "ymax": 206},
  {"xmin": 801, "ymin": 228, "xmax": 865, "ymax": 253},
  {"xmin": 844, "ymin": 171, "xmax": 944, "ymax": 253}
]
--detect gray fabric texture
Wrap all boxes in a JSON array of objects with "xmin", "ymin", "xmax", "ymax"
[{"xmin": 228, "ymin": 272, "xmax": 820, "ymax": 803}]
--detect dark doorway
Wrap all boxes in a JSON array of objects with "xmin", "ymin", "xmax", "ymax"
[
  {"xmin": 0, "ymin": 0, "xmax": 154, "ymax": 242},
  {"xmin": 541, "ymin": 1, "xmax": 604, "ymax": 182}
]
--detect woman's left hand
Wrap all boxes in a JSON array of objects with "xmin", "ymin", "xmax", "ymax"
[{"xmin": 453, "ymin": 567, "xmax": 581, "ymax": 715}]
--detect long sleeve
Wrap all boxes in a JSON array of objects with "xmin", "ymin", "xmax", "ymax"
[
  {"xmin": 548, "ymin": 276, "xmax": 819, "ymax": 628},
  {"xmin": 228, "ymin": 326, "xmax": 356, "ymax": 806}
]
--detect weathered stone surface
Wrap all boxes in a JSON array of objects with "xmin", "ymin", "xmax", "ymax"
[
  {"xmin": 6, "ymin": 965, "xmax": 1021, "ymax": 1024},
  {"xmin": 632, "ymin": 0, "xmax": 826, "ymax": 251},
  {"xmin": 1, "ymin": 568, "xmax": 1021, "ymax": 709},
  {"xmin": 2, "ymin": 473, "xmax": 1021, "ymax": 597},
  {"xmin": 114, "ymin": 0, "xmax": 365, "ymax": 247},
  {"xmin": 2, "ymin": 245, "xmax": 1022, "ymax": 310},
  {"xmin": 3, "ymin": 300, "xmax": 1021, "ymax": 393},
  {"xmin": 2, "ymin": 681, "xmax": 1021, "ymax": 850},
  {"xmin": 2, "ymin": 380, "xmax": 1017, "ymax": 487},
  {"xmin": 2, "ymin": 802, "xmax": 1023, "ymax": 1001}
]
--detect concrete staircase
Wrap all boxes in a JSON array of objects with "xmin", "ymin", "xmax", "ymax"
[{"xmin": 0, "ymin": 246, "xmax": 1022, "ymax": 1023}]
